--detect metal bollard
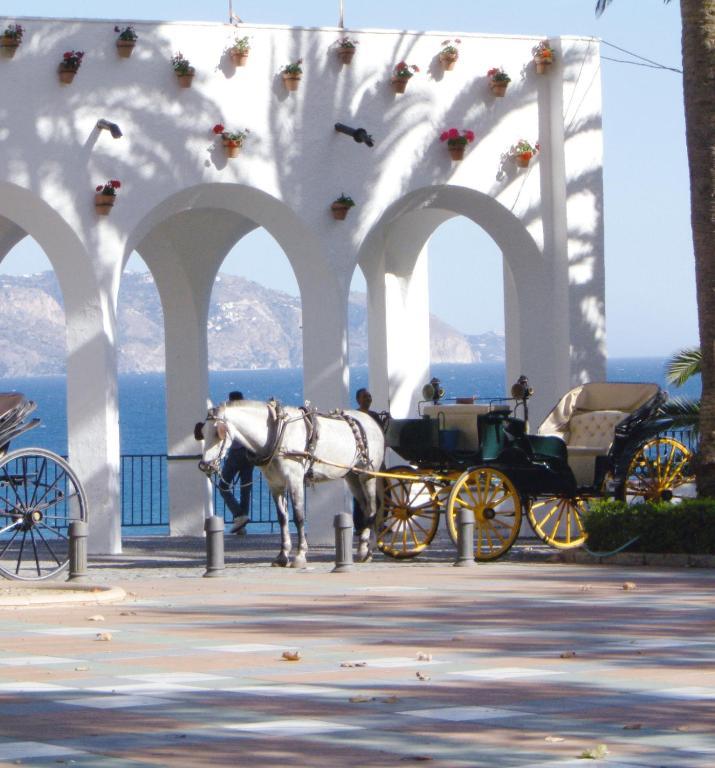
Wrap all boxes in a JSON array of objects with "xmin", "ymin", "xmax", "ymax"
[
  {"xmin": 203, "ymin": 515, "xmax": 226, "ymax": 578},
  {"xmin": 67, "ymin": 520, "xmax": 88, "ymax": 581},
  {"xmin": 332, "ymin": 512, "xmax": 354, "ymax": 573},
  {"xmin": 453, "ymin": 507, "xmax": 476, "ymax": 567}
]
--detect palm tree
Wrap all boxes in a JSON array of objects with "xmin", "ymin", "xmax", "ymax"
[
  {"xmin": 596, "ymin": 0, "xmax": 715, "ymax": 495},
  {"xmin": 663, "ymin": 346, "xmax": 700, "ymax": 431}
]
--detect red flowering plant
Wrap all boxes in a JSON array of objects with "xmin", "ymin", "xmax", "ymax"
[
  {"xmin": 2, "ymin": 24, "xmax": 24, "ymax": 41},
  {"xmin": 393, "ymin": 60, "xmax": 419, "ymax": 79},
  {"xmin": 95, "ymin": 179, "xmax": 121, "ymax": 197},
  {"xmin": 533, "ymin": 40, "xmax": 554, "ymax": 61},
  {"xmin": 212, "ymin": 123, "xmax": 249, "ymax": 146},
  {"xmin": 61, "ymin": 50, "xmax": 84, "ymax": 71},
  {"xmin": 440, "ymin": 128, "xmax": 475, "ymax": 148},
  {"xmin": 487, "ymin": 67, "xmax": 510, "ymax": 83},
  {"xmin": 510, "ymin": 139, "xmax": 540, "ymax": 162}
]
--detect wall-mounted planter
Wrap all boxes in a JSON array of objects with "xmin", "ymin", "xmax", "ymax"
[
  {"xmin": 331, "ymin": 203, "xmax": 350, "ymax": 220},
  {"xmin": 176, "ymin": 70, "xmax": 194, "ymax": 88},
  {"xmin": 230, "ymin": 49, "xmax": 249, "ymax": 66},
  {"xmin": 94, "ymin": 193, "xmax": 115, "ymax": 215},
  {"xmin": 223, "ymin": 138, "xmax": 242, "ymax": 158},
  {"xmin": 490, "ymin": 80, "xmax": 508, "ymax": 97},
  {"xmin": 448, "ymin": 145, "xmax": 465, "ymax": 161},
  {"xmin": 116, "ymin": 40, "xmax": 135, "ymax": 58},
  {"xmin": 534, "ymin": 56, "xmax": 552, "ymax": 75},
  {"xmin": 391, "ymin": 76, "xmax": 409, "ymax": 94},
  {"xmin": 515, "ymin": 153, "xmax": 532, "ymax": 168},
  {"xmin": 439, "ymin": 52, "xmax": 458, "ymax": 71},
  {"xmin": 337, "ymin": 47, "xmax": 355, "ymax": 64},
  {"xmin": 282, "ymin": 73, "xmax": 301, "ymax": 91},
  {"xmin": 0, "ymin": 36, "xmax": 20, "ymax": 57},
  {"xmin": 58, "ymin": 65, "xmax": 78, "ymax": 84}
]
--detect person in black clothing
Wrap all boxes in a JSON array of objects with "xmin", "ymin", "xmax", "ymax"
[
  {"xmin": 352, "ymin": 388, "xmax": 382, "ymax": 532},
  {"xmin": 219, "ymin": 391, "xmax": 254, "ymax": 534}
]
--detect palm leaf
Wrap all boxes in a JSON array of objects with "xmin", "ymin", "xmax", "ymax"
[
  {"xmin": 660, "ymin": 396, "xmax": 700, "ymax": 432},
  {"xmin": 665, "ymin": 347, "xmax": 701, "ymax": 387}
]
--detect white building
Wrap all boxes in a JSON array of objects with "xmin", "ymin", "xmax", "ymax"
[{"xmin": 0, "ymin": 17, "xmax": 605, "ymax": 553}]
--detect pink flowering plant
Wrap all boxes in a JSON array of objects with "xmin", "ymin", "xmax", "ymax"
[
  {"xmin": 440, "ymin": 39, "xmax": 460, "ymax": 56},
  {"xmin": 487, "ymin": 67, "xmax": 510, "ymax": 83},
  {"xmin": 3, "ymin": 23, "xmax": 24, "ymax": 40},
  {"xmin": 114, "ymin": 25, "xmax": 137, "ymax": 42},
  {"xmin": 440, "ymin": 128, "xmax": 475, "ymax": 147},
  {"xmin": 212, "ymin": 123, "xmax": 249, "ymax": 146},
  {"xmin": 282, "ymin": 58, "xmax": 303, "ymax": 75},
  {"xmin": 511, "ymin": 139, "xmax": 540, "ymax": 160},
  {"xmin": 337, "ymin": 36, "xmax": 359, "ymax": 49},
  {"xmin": 96, "ymin": 179, "xmax": 121, "ymax": 197},
  {"xmin": 393, "ymin": 60, "xmax": 419, "ymax": 79},
  {"xmin": 61, "ymin": 50, "xmax": 84, "ymax": 71}
]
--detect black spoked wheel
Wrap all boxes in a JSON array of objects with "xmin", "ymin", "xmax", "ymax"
[{"xmin": 0, "ymin": 448, "xmax": 87, "ymax": 581}]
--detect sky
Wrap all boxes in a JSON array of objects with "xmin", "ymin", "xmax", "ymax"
[{"xmin": 1, "ymin": 0, "xmax": 696, "ymax": 357}]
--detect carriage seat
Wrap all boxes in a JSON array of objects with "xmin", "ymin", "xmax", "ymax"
[
  {"xmin": 0, "ymin": 393, "xmax": 24, "ymax": 419},
  {"xmin": 537, "ymin": 382, "xmax": 659, "ymax": 488},
  {"xmin": 422, "ymin": 403, "xmax": 499, "ymax": 451}
]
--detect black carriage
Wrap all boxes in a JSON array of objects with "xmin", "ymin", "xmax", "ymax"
[
  {"xmin": 0, "ymin": 393, "xmax": 87, "ymax": 580},
  {"xmin": 378, "ymin": 380, "xmax": 693, "ymax": 561}
]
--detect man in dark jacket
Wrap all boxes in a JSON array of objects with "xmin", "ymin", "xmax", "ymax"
[{"xmin": 219, "ymin": 391, "xmax": 254, "ymax": 534}]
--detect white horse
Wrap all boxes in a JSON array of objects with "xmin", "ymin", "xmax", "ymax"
[{"xmin": 196, "ymin": 399, "xmax": 385, "ymax": 568}]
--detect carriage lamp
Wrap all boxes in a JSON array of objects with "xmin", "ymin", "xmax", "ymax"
[
  {"xmin": 510, "ymin": 375, "xmax": 533, "ymax": 401},
  {"xmin": 334, "ymin": 123, "xmax": 374, "ymax": 147},
  {"xmin": 96, "ymin": 119, "xmax": 123, "ymax": 138},
  {"xmin": 422, "ymin": 377, "xmax": 445, "ymax": 405}
]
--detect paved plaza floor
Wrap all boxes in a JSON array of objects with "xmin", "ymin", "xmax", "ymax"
[{"xmin": 0, "ymin": 536, "xmax": 713, "ymax": 767}]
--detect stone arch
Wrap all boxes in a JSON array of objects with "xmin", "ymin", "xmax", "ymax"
[
  {"xmin": 357, "ymin": 184, "xmax": 569, "ymax": 422},
  {"xmin": 123, "ymin": 183, "xmax": 347, "ymax": 535},
  {"xmin": 0, "ymin": 182, "xmax": 121, "ymax": 553}
]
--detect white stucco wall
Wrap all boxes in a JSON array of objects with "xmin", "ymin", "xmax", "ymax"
[{"xmin": 0, "ymin": 17, "xmax": 605, "ymax": 551}]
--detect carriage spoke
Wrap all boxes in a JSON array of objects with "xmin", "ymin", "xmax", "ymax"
[
  {"xmin": 0, "ymin": 525, "xmax": 21, "ymax": 558},
  {"xmin": 29, "ymin": 528, "xmax": 42, "ymax": 577},
  {"xmin": 34, "ymin": 525, "xmax": 64, "ymax": 566},
  {"xmin": 1, "ymin": 465, "xmax": 26, "ymax": 514},
  {"xmin": 15, "ymin": 529, "xmax": 28, "ymax": 575},
  {"xmin": 27, "ymin": 457, "xmax": 47, "ymax": 510}
]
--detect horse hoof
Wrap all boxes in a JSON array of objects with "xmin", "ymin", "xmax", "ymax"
[
  {"xmin": 272, "ymin": 554, "xmax": 289, "ymax": 568},
  {"xmin": 291, "ymin": 555, "xmax": 308, "ymax": 569},
  {"xmin": 357, "ymin": 546, "xmax": 372, "ymax": 563}
]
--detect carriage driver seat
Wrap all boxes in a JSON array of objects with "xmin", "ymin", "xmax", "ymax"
[{"xmin": 535, "ymin": 382, "xmax": 660, "ymax": 488}]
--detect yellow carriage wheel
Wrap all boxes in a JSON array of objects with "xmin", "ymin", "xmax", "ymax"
[
  {"xmin": 446, "ymin": 467, "xmax": 522, "ymax": 561},
  {"xmin": 527, "ymin": 496, "xmax": 589, "ymax": 549},
  {"xmin": 377, "ymin": 466, "xmax": 441, "ymax": 559},
  {"xmin": 622, "ymin": 437, "xmax": 693, "ymax": 503}
]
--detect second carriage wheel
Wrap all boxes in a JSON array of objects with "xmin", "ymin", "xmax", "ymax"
[
  {"xmin": 0, "ymin": 448, "xmax": 88, "ymax": 581},
  {"xmin": 527, "ymin": 495, "xmax": 589, "ymax": 549},
  {"xmin": 621, "ymin": 437, "xmax": 693, "ymax": 503},
  {"xmin": 377, "ymin": 466, "xmax": 441, "ymax": 559},
  {"xmin": 446, "ymin": 467, "xmax": 523, "ymax": 561}
]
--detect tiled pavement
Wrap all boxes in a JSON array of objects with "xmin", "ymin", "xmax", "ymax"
[{"xmin": 0, "ymin": 536, "xmax": 713, "ymax": 767}]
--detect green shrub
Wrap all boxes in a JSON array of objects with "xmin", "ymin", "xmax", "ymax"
[{"xmin": 584, "ymin": 498, "xmax": 715, "ymax": 554}]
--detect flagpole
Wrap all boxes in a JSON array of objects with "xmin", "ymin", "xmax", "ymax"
[{"xmin": 339, "ymin": 0, "xmax": 344, "ymax": 29}]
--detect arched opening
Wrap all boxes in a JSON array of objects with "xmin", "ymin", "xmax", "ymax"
[
  {"xmin": 427, "ymin": 216, "xmax": 505, "ymax": 402},
  {"xmin": 0, "ymin": 235, "xmax": 67, "ymax": 453}
]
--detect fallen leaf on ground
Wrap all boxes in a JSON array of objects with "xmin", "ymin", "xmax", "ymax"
[
  {"xmin": 340, "ymin": 661, "xmax": 367, "ymax": 668},
  {"xmin": 119, "ymin": 611, "xmax": 137, "ymax": 616},
  {"xmin": 623, "ymin": 723, "xmax": 642, "ymax": 730},
  {"xmin": 349, "ymin": 695, "xmax": 372, "ymax": 703},
  {"xmin": 382, "ymin": 695, "xmax": 399, "ymax": 703},
  {"xmin": 74, "ymin": 666, "xmax": 89, "ymax": 672},
  {"xmin": 95, "ymin": 632, "xmax": 112, "ymax": 641},
  {"xmin": 281, "ymin": 650, "xmax": 301, "ymax": 661},
  {"xmin": 400, "ymin": 757, "xmax": 433, "ymax": 762},
  {"xmin": 87, "ymin": 615, "xmax": 105, "ymax": 622},
  {"xmin": 622, "ymin": 582, "xmax": 637, "ymax": 590},
  {"xmin": 416, "ymin": 671, "xmax": 431, "ymax": 681},
  {"xmin": 416, "ymin": 652, "xmax": 432, "ymax": 661},
  {"xmin": 560, "ymin": 650, "xmax": 577, "ymax": 658},
  {"xmin": 579, "ymin": 584, "xmax": 593, "ymax": 592},
  {"xmin": 545, "ymin": 736, "xmax": 565, "ymax": 743},
  {"xmin": 578, "ymin": 744, "xmax": 609, "ymax": 759}
]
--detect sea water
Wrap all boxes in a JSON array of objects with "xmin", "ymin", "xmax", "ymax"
[{"xmin": 0, "ymin": 359, "xmax": 701, "ymax": 455}]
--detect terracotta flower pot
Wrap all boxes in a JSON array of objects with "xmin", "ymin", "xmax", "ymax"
[
  {"xmin": 176, "ymin": 71, "xmax": 194, "ymax": 88},
  {"xmin": 337, "ymin": 47, "xmax": 355, "ymax": 64},
  {"xmin": 515, "ymin": 153, "xmax": 532, "ymax": 168},
  {"xmin": 230, "ymin": 50, "xmax": 249, "ymax": 66},
  {"xmin": 0, "ymin": 36, "xmax": 20, "ymax": 57},
  {"xmin": 282, "ymin": 72, "xmax": 301, "ymax": 91},
  {"xmin": 58, "ymin": 65, "xmax": 77, "ymax": 84},
  {"xmin": 223, "ymin": 138, "xmax": 241, "ymax": 158},
  {"xmin": 490, "ymin": 80, "xmax": 508, "ymax": 97},
  {"xmin": 116, "ymin": 40, "xmax": 135, "ymax": 58},
  {"xmin": 331, "ymin": 203, "xmax": 350, "ymax": 220},
  {"xmin": 534, "ymin": 56, "xmax": 552, "ymax": 75},
  {"xmin": 448, "ymin": 144, "xmax": 465, "ymax": 161},
  {"xmin": 94, "ymin": 193, "xmax": 115, "ymax": 215},
  {"xmin": 391, "ymin": 76, "xmax": 408, "ymax": 94},
  {"xmin": 439, "ymin": 52, "xmax": 458, "ymax": 71}
]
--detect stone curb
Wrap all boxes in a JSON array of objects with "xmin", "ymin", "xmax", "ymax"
[
  {"xmin": 0, "ymin": 584, "xmax": 126, "ymax": 608},
  {"xmin": 551, "ymin": 550, "xmax": 715, "ymax": 568}
]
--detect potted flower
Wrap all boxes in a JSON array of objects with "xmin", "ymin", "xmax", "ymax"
[
  {"xmin": 511, "ymin": 139, "xmax": 540, "ymax": 168},
  {"xmin": 114, "ymin": 25, "xmax": 137, "ymax": 58},
  {"xmin": 336, "ymin": 36, "xmax": 358, "ymax": 65},
  {"xmin": 439, "ymin": 128, "xmax": 475, "ymax": 161},
  {"xmin": 281, "ymin": 59, "xmax": 303, "ymax": 91},
  {"xmin": 172, "ymin": 52, "xmax": 195, "ymax": 88},
  {"xmin": 330, "ymin": 194, "xmax": 355, "ymax": 220},
  {"xmin": 391, "ymin": 61, "xmax": 419, "ymax": 93},
  {"xmin": 438, "ymin": 39, "xmax": 460, "ymax": 71},
  {"xmin": 487, "ymin": 67, "xmax": 511, "ymax": 97},
  {"xmin": 533, "ymin": 40, "xmax": 554, "ymax": 74},
  {"xmin": 94, "ymin": 180, "xmax": 121, "ymax": 215},
  {"xmin": 0, "ymin": 24, "xmax": 23, "ymax": 57},
  {"xmin": 58, "ymin": 50, "xmax": 84, "ymax": 84},
  {"xmin": 230, "ymin": 35, "xmax": 250, "ymax": 66},
  {"xmin": 212, "ymin": 123, "xmax": 249, "ymax": 158}
]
